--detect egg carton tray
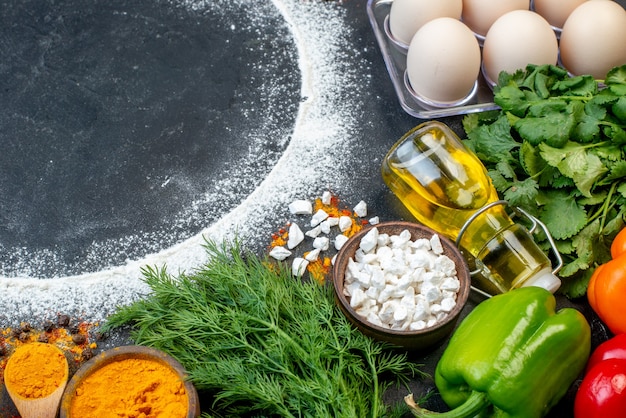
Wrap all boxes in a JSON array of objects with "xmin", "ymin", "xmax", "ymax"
[{"xmin": 367, "ymin": 0, "xmax": 500, "ymax": 119}]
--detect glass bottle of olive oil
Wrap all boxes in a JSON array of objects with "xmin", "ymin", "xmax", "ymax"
[{"xmin": 381, "ymin": 121, "xmax": 560, "ymax": 295}]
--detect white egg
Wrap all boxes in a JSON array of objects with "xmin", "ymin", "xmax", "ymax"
[
  {"xmin": 532, "ymin": 0, "xmax": 587, "ymax": 28},
  {"xmin": 560, "ymin": 1, "xmax": 626, "ymax": 79},
  {"xmin": 406, "ymin": 18, "xmax": 481, "ymax": 104},
  {"xmin": 482, "ymin": 10, "xmax": 558, "ymax": 84},
  {"xmin": 388, "ymin": 0, "xmax": 463, "ymax": 46},
  {"xmin": 462, "ymin": 0, "xmax": 529, "ymax": 37}
]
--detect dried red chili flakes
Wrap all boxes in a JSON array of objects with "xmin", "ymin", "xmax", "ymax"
[{"xmin": 270, "ymin": 226, "xmax": 290, "ymax": 248}]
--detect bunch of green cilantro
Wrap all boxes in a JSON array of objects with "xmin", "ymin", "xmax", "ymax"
[{"xmin": 462, "ymin": 64, "xmax": 626, "ymax": 298}]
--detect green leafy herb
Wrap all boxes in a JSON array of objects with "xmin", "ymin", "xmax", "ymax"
[
  {"xmin": 102, "ymin": 240, "xmax": 423, "ymax": 418},
  {"xmin": 463, "ymin": 64, "xmax": 626, "ymax": 298}
]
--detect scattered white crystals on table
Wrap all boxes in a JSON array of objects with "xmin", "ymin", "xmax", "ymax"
[
  {"xmin": 292, "ymin": 257, "xmax": 309, "ymax": 277},
  {"xmin": 313, "ymin": 236, "xmax": 330, "ymax": 251},
  {"xmin": 338, "ymin": 216, "xmax": 352, "ymax": 232},
  {"xmin": 269, "ymin": 246, "xmax": 292, "ymax": 261},
  {"xmin": 305, "ymin": 248, "xmax": 321, "ymax": 262},
  {"xmin": 288, "ymin": 199, "xmax": 313, "ymax": 215},
  {"xmin": 267, "ymin": 192, "xmax": 378, "ymax": 281},
  {"xmin": 342, "ymin": 227, "xmax": 461, "ymax": 331},
  {"xmin": 287, "ymin": 223, "xmax": 305, "ymax": 249},
  {"xmin": 321, "ymin": 191, "xmax": 332, "ymax": 205},
  {"xmin": 310, "ymin": 209, "xmax": 329, "ymax": 227},
  {"xmin": 334, "ymin": 234, "xmax": 349, "ymax": 250},
  {"xmin": 353, "ymin": 200, "xmax": 367, "ymax": 217}
]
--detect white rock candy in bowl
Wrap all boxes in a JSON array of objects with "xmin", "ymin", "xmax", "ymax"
[{"xmin": 332, "ymin": 221, "xmax": 471, "ymax": 350}]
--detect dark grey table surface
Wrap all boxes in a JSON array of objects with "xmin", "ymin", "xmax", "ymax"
[{"xmin": 1, "ymin": 0, "xmax": 625, "ymax": 416}]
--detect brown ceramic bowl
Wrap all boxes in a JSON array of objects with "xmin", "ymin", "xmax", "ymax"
[
  {"xmin": 59, "ymin": 345, "xmax": 200, "ymax": 418},
  {"xmin": 332, "ymin": 221, "xmax": 471, "ymax": 350}
]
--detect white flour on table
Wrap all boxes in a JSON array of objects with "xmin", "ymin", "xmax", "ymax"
[{"xmin": 0, "ymin": 0, "xmax": 370, "ymax": 327}]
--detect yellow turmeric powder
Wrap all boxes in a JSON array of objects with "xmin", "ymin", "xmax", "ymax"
[
  {"xmin": 4, "ymin": 342, "xmax": 68, "ymax": 398},
  {"xmin": 69, "ymin": 358, "xmax": 188, "ymax": 418}
]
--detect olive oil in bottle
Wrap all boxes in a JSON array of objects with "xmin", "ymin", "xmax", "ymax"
[{"xmin": 381, "ymin": 121, "xmax": 560, "ymax": 295}]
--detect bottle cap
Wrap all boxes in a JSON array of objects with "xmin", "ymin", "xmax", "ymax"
[{"xmin": 521, "ymin": 268, "xmax": 561, "ymax": 294}]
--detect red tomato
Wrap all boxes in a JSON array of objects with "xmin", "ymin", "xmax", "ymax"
[
  {"xmin": 587, "ymin": 254, "xmax": 626, "ymax": 336},
  {"xmin": 611, "ymin": 227, "xmax": 626, "ymax": 259},
  {"xmin": 575, "ymin": 359, "xmax": 626, "ymax": 418}
]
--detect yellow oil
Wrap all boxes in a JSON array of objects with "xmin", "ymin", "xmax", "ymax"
[{"xmin": 382, "ymin": 122, "xmax": 552, "ymax": 294}]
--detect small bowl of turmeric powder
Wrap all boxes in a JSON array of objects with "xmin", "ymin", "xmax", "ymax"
[{"xmin": 59, "ymin": 345, "xmax": 200, "ymax": 418}]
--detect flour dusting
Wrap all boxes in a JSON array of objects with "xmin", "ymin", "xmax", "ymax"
[{"xmin": 0, "ymin": 0, "xmax": 369, "ymax": 327}]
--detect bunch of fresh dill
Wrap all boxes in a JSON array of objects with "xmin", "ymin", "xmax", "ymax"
[{"xmin": 103, "ymin": 240, "xmax": 422, "ymax": 418}]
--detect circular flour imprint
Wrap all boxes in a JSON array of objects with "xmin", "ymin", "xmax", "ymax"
[
  {"xmin": 0, "ymin": 0, "xmax": 299, "ymax": 278},
  {"xmin": 0, "ymin": 0, "xmax": 368, "ymax": 326}
]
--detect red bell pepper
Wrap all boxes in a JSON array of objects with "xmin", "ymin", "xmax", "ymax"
[
  {"xmin": 574, "ymin": 334, "xmax": 626, "ymax": 417},
  {"xmin": 586, "ymin": 334, "xmax": 626, "ymax": 373}
]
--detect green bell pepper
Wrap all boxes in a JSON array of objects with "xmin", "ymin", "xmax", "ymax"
[{"xmin": 406, "ymin": 286, "xmax": 591, "ymax": 418}]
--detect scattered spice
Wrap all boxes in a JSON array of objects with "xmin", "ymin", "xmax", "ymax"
[
  {"xmin": 4, "ymin": 342, "xmax": 67, "ymax": 399},
  {"xmin": 71, "ymin": 334, "xmax": 87, "ymax": 346},
  {"xmin": 306, "ymin": 257, "xmax": 333, "ymax": 284},
  {"xmin": 68, "ymin": 358, "xmax": 188, "ymax": 418},
  {"xmin": 270, "ymin": 227, "xmax": 289, "ymax": 248},
  {"xmin": 1, "ymin": 315, "xmax": 98, "ymax": 384},
  {"xmin": 43, "ymin": 320, "xmax": 55, "ymax": 333},
  {"xmin": 268, "ymin": 192, "xmax": 376, "ymax": 283},
  {"xmin": 312, "ymin": 194, "xmax": 365, "ymax": 238},
  {"xmin": 57, "ymin": 314, "xmax": 71, "ymax": 327}
]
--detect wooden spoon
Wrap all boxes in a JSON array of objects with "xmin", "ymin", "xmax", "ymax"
[{"xmin": 4, "ymin": 343, "xmax": 69, "ymax": 418}]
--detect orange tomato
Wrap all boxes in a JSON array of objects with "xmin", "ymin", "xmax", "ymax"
[
  {"xmin": 587, "ymin": 253, "xmax": 626, "ymax": 335},
  {"xmin": 611, "ymin": 227, "xmax": 626, "ymax": 259}
]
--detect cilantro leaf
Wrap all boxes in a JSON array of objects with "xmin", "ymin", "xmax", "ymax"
[
  {"xmin": 464, "ymin": 114, "xmax": 518, "ymax": 162},
  {"xmin": 606, "ymin": 65, "xmax": 626, "ymax": 96},
  {"xmin": 502, "ymin": 177, "xmax": 538, "ymax": 209},
  {"xmin": 559, "ymin": 256, "xmax": 590, "ymax": 279},
  {"xmin": 573, "ymin": 219, "xmax": 613, "ymax": 267},
  {"xmin": 604, "ymin": 161, "xmax": 626, "ymax": 183},
  {"xmin": 540, "ymin": 190, "xmax": 587, "ymax": 240},
  {"xmin": 519, "ymin": 141, "xmax": 560, "ymax": 187},
  {"xmin": 611, "ymin": 96, "xmax": 626, "ymax": 121},
  {"xmin": 514, "ymin": 102, "xmax": 576, "ymax": 148},
  {"xmin": 539, "ymin": 142, "xmax": 608, "ymax": 197},
  {"xmin": 606, "ymin": 124, "xmax": 626, "ymax": 144},
  {"xmin": 551, "ymin": 175, "xmax": 576, "ymax": 189},
  {"xmin": 558, "ymin": 149, "xmax": 606, "ymax": 198},
  {"xmin": 494, "ymin": 83, "xmax": 530, "ymax": 116},
  {"xmin": 558, "ymin": 268, "xmax": 593, "ymax": 299},
  {"xmin": 572, "ymin": 113, "xmax": 601, "ymax": 143},
  {"xmin": 488, "ymin": 169, "xmax": 511, "ymax": 194},
  {"xmin": 553, "ymin": 74, "xmax": 597, "ymax": 97},
  {"xmin": 495, "ymin": 160, "xmax": 516, "ymax": 179}
]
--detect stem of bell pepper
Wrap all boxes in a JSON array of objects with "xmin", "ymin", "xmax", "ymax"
[{"xmin": 405, "ymin": 391, "xmax": 489, "ymax": 417}]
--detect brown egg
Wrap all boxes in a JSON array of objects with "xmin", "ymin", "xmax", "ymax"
[
  {"xmin": 560, "ymin": 1, "xmax": 626, "ymax": 79},
  {"xmin": 462, "ymin": 0, "xmax": 529, "ymax": 37},
  {"xmin": 406, "ymin": 18, "xmax": 481, "ymax": 104},
  {"xmin": 483, "ymin": 10, "xmax": 558, "ymax": 84},
  {"xmin": 533, "ymin": 0, "xmax": 587, "ymax": 28},
  {"xmin": 388, "ymin": 0, "xmax": 463, "ymax": 46}
]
